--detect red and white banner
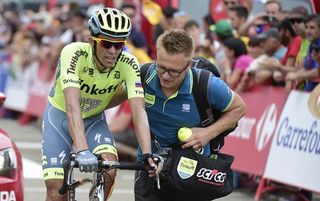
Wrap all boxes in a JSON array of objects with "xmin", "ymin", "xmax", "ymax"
[
  {"xmin": 264, "ymin": 90, "xmax": 320, "ymax": 193},
  {"xmin": 222, "ymin": 87, "xmax": 288, "ymax": 176}
]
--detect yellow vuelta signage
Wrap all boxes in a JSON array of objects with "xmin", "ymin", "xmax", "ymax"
[
  {"xmin": 177, "ymin": 157, "xmax": 198, "ymax": 179},
  {"xmin": 145, "ymin": 93, "xmax": 155, "ymax": 106}
]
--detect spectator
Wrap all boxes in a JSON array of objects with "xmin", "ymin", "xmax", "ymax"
[
  {"xmin": 153, "ymin": 6, "xmax": 178, "ymax": 43},
  {"xmin": 286, "ymin": 15, "xmax": 320, "ymax": 91},
  {"xmin": 270, "ymin": 18, "xmax": 302, "ymax": 83},
  {"xmin": 264, "ymin": 0, "xmax": 282, "ymax": 18},
  {"xmin": 238, "ymin": 0, "xmax": 281, "ymax": 36},
  {"xmin": 228, "ymin": 5, "xmax": 249, "ymax": 37},
  {"xmin": 236, "ymin": 37, "xmax": 267, "ymax": 92},
  {"xmin": 223, "ymin": 37, "xmax": 253, "ymax": 89},
  {"xmin": 211, "ymin": 20, "xmax": 235, "ymax": 76},
  {"xmin": 253, "ymin": 28, "xmax": 287, "ymax": 85},
  {"xmin": 184, "ymin": 20, "xmax": 215, "ymax": 63},
  {"xmin": 173, "ymin": 10, "xmax": 189, "ymax": 29},
  {"xmin": 121, "ymin": 2, "xmax": 148, "ymax": 53}
]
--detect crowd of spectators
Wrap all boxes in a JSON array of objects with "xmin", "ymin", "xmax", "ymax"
[{"xmin": 0, "ymin": 0, "xmax": 319, "ymax": 199}]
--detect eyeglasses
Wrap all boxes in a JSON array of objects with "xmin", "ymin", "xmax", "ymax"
[
  {"xmin": 91, "ymin": 37, "xmax": 126, "ymax": 50},
  {"xmin": 290, "ymin": 18, "xmax": 304, "ymax": 24},
  {"xmin": 155, "ymin": 61, "xmax": 189, "ymax": 78}
]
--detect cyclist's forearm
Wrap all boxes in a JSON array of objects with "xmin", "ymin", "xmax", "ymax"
[
  {"xmin": 64, "ymin": 88, "xmax": 88, "ymax": 152},
  {"xmin": 129, "ymin": 98, "xmax": 152, "ymax": 154}
]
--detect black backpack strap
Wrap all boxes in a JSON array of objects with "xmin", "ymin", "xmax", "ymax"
[
  {"xmin": 140, "ymin": 62, "xmax": 153, "ymax": 85},
  {"xmin": 191, "ymin": 68, "xmax": 214, "ymax": 127},
  {"xmin": 191, "ymin": 68, "xmax": 237, "ymax": 152}
]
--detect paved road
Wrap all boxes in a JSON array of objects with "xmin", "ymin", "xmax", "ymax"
[{"xmin": 2, "ymin": 118, "xmax": 318, "ymax": 201}]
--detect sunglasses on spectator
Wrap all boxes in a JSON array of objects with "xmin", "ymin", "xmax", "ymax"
[
  {"xmin": 155, "ymin": 61, "xmax": 190, "ymax": 78},
  {"xmin": 290, "ymin": 18, "xmax": 304, "ymax": 24},
  {"xmin": 91, "ymin": 37, "xmax": 126, "ymax": 50}
]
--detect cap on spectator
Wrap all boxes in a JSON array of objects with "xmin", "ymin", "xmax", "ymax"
[
  {"xmin": 308, "ymin": 84, "xmax": 320, "ymax": 118},
  {"xmin": 211, "ymin": 20, "xmax": 233, "ymax": 37},
  {"xmin": 257, "ymin": 28, "xmax": 280, "ymax": 40}
]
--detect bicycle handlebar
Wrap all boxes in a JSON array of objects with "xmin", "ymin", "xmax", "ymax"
[{"xmin": 59, "ymin": 154, "xmax": 150, "ymax": 195}]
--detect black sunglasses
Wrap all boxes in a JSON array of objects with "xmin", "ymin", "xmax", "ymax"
[
  {"xmin": 290, "ymin": 18, "xmax": 304, "ymax": 24},
  {"xmin": 92, "ymin": 37, "xmax": 126, "ymax": 50}
]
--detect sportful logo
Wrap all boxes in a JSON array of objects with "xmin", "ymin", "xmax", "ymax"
[
  {"xmin": 181, "ymin": 104, "xmax": 191, "ymax": 112},
  {"xmin": 255, "ymin": 104, "xmax": 278, "ymax": 151}
]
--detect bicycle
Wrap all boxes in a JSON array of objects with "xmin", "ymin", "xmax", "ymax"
[{"xmin": 59, "ymin": 153, "xmax": 155, "ymax": 201}]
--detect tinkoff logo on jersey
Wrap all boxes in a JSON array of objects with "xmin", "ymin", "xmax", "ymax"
[
  {"xmin": 119, "ymin": 54, "xmax": 140, "ymax": 77},
  {"xmin": 67, "ymin": 50, "xmax": 89, "ymax": 74},
  {"xmin": 145, "ymin": 93, "xmax": 155, "ymax": 106},
  {"xmin": 80, "ymin": 80, "xmax": 118, "ymax": 95},
  {"xmin": 177, "ymin": 157, "xmax": 198, "ymax": 179}
]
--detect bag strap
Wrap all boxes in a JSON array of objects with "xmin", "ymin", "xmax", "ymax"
[
  {"xmin": 191, "ymin": 68, "xmax": 214, "ymax": 127},
  {"xmin": 191, "ymin": 68, "xmax": 237, "ymax": 151}
]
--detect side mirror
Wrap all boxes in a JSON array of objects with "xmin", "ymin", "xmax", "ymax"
[{"xmin": 0, "ymin": 92, "xmax": 6, "ymax": 108}]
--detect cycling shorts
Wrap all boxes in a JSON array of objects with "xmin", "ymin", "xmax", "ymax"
[{"xmin": 42, "ymin": 102, "xmax": 117, "ymax": 180}]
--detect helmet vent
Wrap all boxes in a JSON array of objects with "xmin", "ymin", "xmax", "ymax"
[
  {"xmin": 98, "ymin": 14, "xmax": 104, "ymax": 26},
  {"xmin": 121, "ymin": 16, "xmax": 126, "ymax": 29},
  {"xmin": 115, "ymin": 17, "xmax": 119, "ymax": 30},
  {"xmin": 106, "ymin": 14, "xmax": 112, "ymax": 28}
]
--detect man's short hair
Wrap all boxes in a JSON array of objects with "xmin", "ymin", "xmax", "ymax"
[
  {"xmin": 229, "ymin": 5, "xmax": 249, "ymax": 20},
  {"xmin": 156, "ymin": 29, "xmax": 195, "ymax": 59}
]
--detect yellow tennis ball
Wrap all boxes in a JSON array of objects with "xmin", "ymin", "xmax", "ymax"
[{"xmin": 178, "ymin": 127, "xmax": 192, "ymax": 142}]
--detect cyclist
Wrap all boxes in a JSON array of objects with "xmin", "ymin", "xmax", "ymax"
[
  {"xmin": 134, "ymin": 29, "xmax": 246, "ymax": 200},
  {"xmin": 42, "ymin": 7, "xmax": 158, "ymax": 201}
]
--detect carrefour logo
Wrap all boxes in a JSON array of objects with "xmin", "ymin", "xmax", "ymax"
[{"xmin": 255, "ymin": 104, "xmax": 278, "ymax": 151}]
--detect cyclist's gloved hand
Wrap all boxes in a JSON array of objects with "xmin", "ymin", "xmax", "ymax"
[
  {"xmin": 142, "ymin": 153, "xmax": 163, "ymax": 175},
  {"xmin": 75, "ymin": 150, "xmax": 98, "ymax": 173}
]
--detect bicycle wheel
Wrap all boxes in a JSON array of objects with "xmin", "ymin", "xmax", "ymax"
[{"xmin": 89, "ymin": 173, "xmax": 105, "ymax": 201}]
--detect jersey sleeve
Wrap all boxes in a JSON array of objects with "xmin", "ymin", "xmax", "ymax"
[
  {"xmin": 123, "ymin": 56, "xmax": 144, "ymax": 99},
  {"xmin": 208, "ymin": 76, "xmax": 234, "ymax": 112},
  {"xmin": 59, "ymin": 44, "xmax": 84, "ymax": 90}
]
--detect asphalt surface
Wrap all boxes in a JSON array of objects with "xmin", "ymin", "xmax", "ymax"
[{"xmin": 2, "ymin": 117, "xmax": 318, "ymax": 201}]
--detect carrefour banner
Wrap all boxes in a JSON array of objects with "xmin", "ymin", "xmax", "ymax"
[
  {"xmin": 264, "ymin": 90, "xmax": 320, "ymax": 193},
  {"xmin": 222, "ymin": 86, "xmax": 288, "ymax": 176}
]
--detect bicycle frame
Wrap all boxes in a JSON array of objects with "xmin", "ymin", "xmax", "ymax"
[{"xmin": 59, "ymin": 153, "xmax": 149, "ymax": 201}]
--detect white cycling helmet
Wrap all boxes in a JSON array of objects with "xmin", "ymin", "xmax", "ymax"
[{"xmin": 88, "ymin": 7, "xmax": 132, "ymax": 39}]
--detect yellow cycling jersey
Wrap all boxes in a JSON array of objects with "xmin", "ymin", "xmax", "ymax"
[{"xmin": 48, "ymin": 42, "xmax": 144, "ymax": 118}]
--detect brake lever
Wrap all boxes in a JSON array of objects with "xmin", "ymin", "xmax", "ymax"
[{"xmin": 153, "ymin": 157, "xmax": 161, "ymax": 190}]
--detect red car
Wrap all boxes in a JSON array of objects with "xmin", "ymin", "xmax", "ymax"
[{"xmin": 0, "ymin": 93, "xmax": 24, "ymax": 201}]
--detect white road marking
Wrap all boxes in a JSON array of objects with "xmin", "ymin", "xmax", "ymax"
[
  {"xmin": 16, "ymin": 142, "xmax": 41, "ymax": 150},
  {"xmin": 25, "ymin": 187, "xmax": 133, "ymax": 194},
  {"xmin": 23, "ymin": 158, "xmax": 43, "ymax": 179}
]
